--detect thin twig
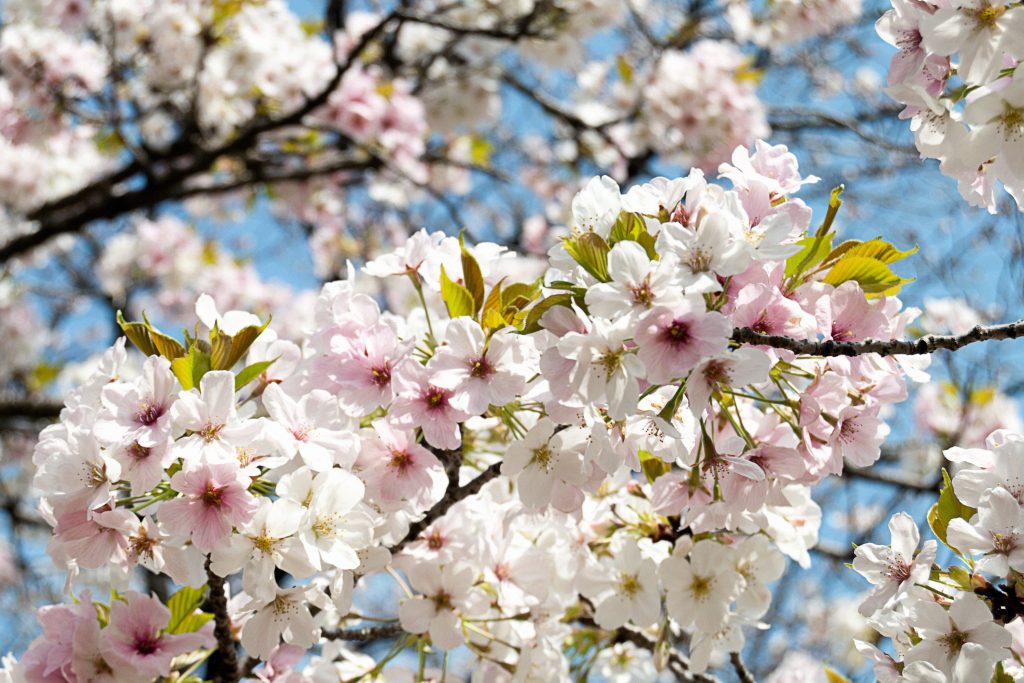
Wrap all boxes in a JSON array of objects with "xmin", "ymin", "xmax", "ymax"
[{"xmin": 322, "ymin": 623, "xmax": 405, "ymax": 641}]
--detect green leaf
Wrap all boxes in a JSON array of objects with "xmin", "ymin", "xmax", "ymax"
[
  {"xmin": 117, "ymin": 311, "xmax": 158, "ymax": 356},
  {"xmin": 460, "ymin": 244, "xmax": 485, "ymax": 315},
  {"xmin": 608, "ymin": 211, "xmax": 657, "ymax": 258},
  {"xmin": 27, "ymin": 362, "xmax": 62, "ymax": 392},
  {"xmin": 840, "ymin": 237, "xmax": 918, "ymax": 265},
  {"xmin": 993, "ymin": 662, "xmax": 1015, "ymax": 683},
  {"xmin": 784, "ymin": 233, "xmax": 834, "ymax": 280},
  {"xmin": 948, "ymin": 565, "xmax": 972, "ymax": 589},
  {"xmin": 501, "ymin": 281, "xmax": 540, "ymax": 311},
  {"xmin": 235, "ymin": 358, "xmax": 276, "ymax": 391},
  {"xmin": 817, "ymin": 185, "xmax": 844, "ymax": 237},
  {"xmin": 822, "ymin": 255, "xmax": 914, "ymax": 296},
  {"xmin": 210, "ymin": 318, "xmax": 271, "ymax": 370},
  {"xmin": 615, "ymin": 55, "xmax": 633, "ymax": 85},
  {"xmin": 166, "ymin": 586, "xmax": 209, "ymax": 634},
  {"xmin": 522, "ymin": 293, "xmax": 573, "ymax": 334},
  {"xmin": 927, "ymin": 468, "xmax": 976, "ymax": 551},
  {"xmin": 149, "ymin": 327, "xmax": 187, "ymax": 361},
  {"xmin": 116, "ymin": 311, "xmax": 186, "ymax": 360},
  {"xmin": 481, "ymin": 278, "xmax": 509, "ymax": 332},
  {"xmin": 639, "ymin": 450, "xmax": 671, "ymax": 484},
  {"xmin": 563, "ymin": 232, "xmax": 611, "ymax": 282},
  {"xmin": 468, "ymin": 135, "xmax": 491, "ymax": 166},
  {"xmin": 440, "ymin": 265, "xmax": 476, "ymax": 318},
  {"xmin": 171, "ymin": 346, "xmax": 212, "ymax": 390}
]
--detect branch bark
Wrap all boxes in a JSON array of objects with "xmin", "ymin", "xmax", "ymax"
[
  {"xmin": 321, "ymin": 623, "xmax": 405, "ymax": 641},
  {"xmin": 388, "ymin": 460, "xmax": 503, "ymax": 555},
  {"xmin": 732, "ymin": 320, "xmax": 1024, "ymax": 357},
  {"xmin": 205, "ymin": 559, "xmax": 239, "ymax": 683},
  {"xmin": 730, "ymin": 652, "xmax": 756, "ymax": 683}
]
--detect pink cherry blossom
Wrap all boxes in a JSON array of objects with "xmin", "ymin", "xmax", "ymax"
[{"xmin": 160, "ymin": 461, "xmax": 258, "ymax": 553}]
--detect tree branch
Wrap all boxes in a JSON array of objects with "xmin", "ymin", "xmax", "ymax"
[
  {"xmin": 389, "ymin": 460, "xmax": 502, "ymax": 555},
  {"xmin": 577, "ymin": 616, "xmax": 718, "ymax": 683},
  {"xmin": 205, "ymin": 559, "xmax": 239, "ymax": 683},
  {"xmin": 732, "ymin": 320, "xmax": 1024, "ymax": 357},
  {"xmin": 730, "ymin": 652, "xmax": 756, "ymax": 683},
  {"xmin": 321, "ymin": 623, "xmax": 405, "ymax": 641},
  {"xmin": 0, "ymin": 397, "xmax": 62, "ymax": 420}
]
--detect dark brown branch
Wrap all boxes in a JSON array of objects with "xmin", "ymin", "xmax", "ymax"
[
  {"xmin": 0, "ymin": 398, "xmax": 62, "ymax": 420},
  {"xmin": 768, "ymin": 107, "xmax": 912, "ymax": 154},
  {"xmin": 577, "ymin": 616, "xmax": 717, "ymax": 683},
  {"xmin": 732, "ymin": 320, "xmax": 1024, "ymax": 357},
  {"xmin": 730, "ymin": 652, "xmax": 756, "ymax": 683},
  {"xmin": 0, "ymin": 12, "xmax": 401, "ymax": 264},
  {"xmin": 237, "ymin": 657, "xmax": 260, "ymax": 680},
  {"xmin": 395, "ymin": 6, "xmax": 561, "ymax": 42},
  {"xmin": 205, "ymin": 559, "xmax": 239, "ymax": 683},
  {"xmin": 321, "ymin": 622, "xmax": 405, "ymax": 641},
  {"xmin": 389, "ymin": 460, "xmax": 502, "ymax": 555},
  {"xmin": 843, "ymin": 466, "xmax": 939, "ymax": 493}
]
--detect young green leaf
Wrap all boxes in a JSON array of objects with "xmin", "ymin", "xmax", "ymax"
[
  {"xmin": 563, "ymin": 232, "xmax": 611, "ymax": 282},
  {"xmin": 440, "ymin": 265, "xmax": 476, "ymax": 318},
  {"xmin": 927, "ymin": 468, "xmax": 976, "ymax": 552}
]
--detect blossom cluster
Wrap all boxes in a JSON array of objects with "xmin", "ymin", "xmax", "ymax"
[
  {"xmin": 878, "ymin": 0, "xmax": 1024, "ymax": 212},
  {"xmin": 16, "ymin": 142, "xmax": 932, "ymax": 680},
  {"xmin": 853, "ymin": 428, "xmax": 1024, "ymax": 682}
]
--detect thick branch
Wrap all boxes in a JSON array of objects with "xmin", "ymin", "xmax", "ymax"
[
  {"xmin": 732, "ymin": 320, "xmax": 1024, "ymax": 357},
  {"xmin": 0, "ymin": 12, "xmax": 401, "ymax": 264},
  {"xmin": 205, "ymin": 559, "xmax": 239, "ymax": 683},
  {"xmin": 0, "ymin": 397, "xmax": 62, "ymax": 420}
]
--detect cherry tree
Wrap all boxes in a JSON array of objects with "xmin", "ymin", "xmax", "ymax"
[{"xmin": 3, "ymin": 0, "xmax": 1024, "ymax": 682}]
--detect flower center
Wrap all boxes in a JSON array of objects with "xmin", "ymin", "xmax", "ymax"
[
  {"xmin": 424, "ymin": 386, "xmax": 449, "ymax": 410},
  {"xmin": 129, "ymin": 530, "xmax": 158, "ymax": 559},
  {"xmin": 596, "ymin": 348, "xmax": 624, "ymax": 377},
  {"xmin": 388, "ymin": 448, "xmax": 413, "ymax": 472},
  {"xmin": 427, "ymin": 529, "xmax": 445, "ymax": 550},
  {"xmin": 992, "ymin": 531, "xmax": 1018, "ymax": 555},
  {"xmin": 432, "ymin": 590, "xmax": 453, "ymax": 611},
  {"xmin": 998, "ymin": 105, "xmax": 1024, "ymax": 143},
  {"xmin": 690, "ymin": 574, "xmax": 712, "ymax": 599},
  {"xmin": 198, "ymin": 422, "xmax": 225, "ymax": 443},
  {"xmin": 313, "ymin": 514, "xmax": 337, "ymax": 539},
  {"xmin": 883, "ymin": 555, "xmax": 912, "ymax": 582},
  {"xmin": 687, "ymin": 248, "xmax": 712, "ymax": 273},
  {"xmin": 702, "ymin": 359, "xmax": 730, "ymax": 385},
  {"xmin": 939, "ymin": 628, "xmax": 969, "ymax": 656},
  {"xmin": 620, "ymin": 573, "xmax": 641, "ymax": 596},
  {"xmin": 202, "ymin": 483, "xmax": 225, "ymax": 507},
  {"xmin": 127, "ymin": 442, "xmax": 151, "ymax": 461},
  {"xmin": 134, "ymin": 634, "xmax": 159, "ymax": 656},
  {"xmin": 629, "ymin": 275, "xmax": 656, "ymax": 307},
  {"xmin": 531, "ymin": 446, "xmax": 554, "ymax": 471},
  {"xmin": 973, "ymin": 5, "xmax": 1005, "ymax": 28},
  {"xmin": 370, "ymin": 364, "xmax": 391, "ymax": 388},
  {"xmin": 663, "ymin": 320, "xmax": 691, "ymax": 347},
  {"xmin": 469, "ymin": 355, "xmax": 494, "ymax": 379},
  {"xmin": 135, "ymin": 401, "xmax": 165, "ymax": 426},
  {"xmin": 838, "ymin": 418, "xmax": 860, "ymax": 443}
]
